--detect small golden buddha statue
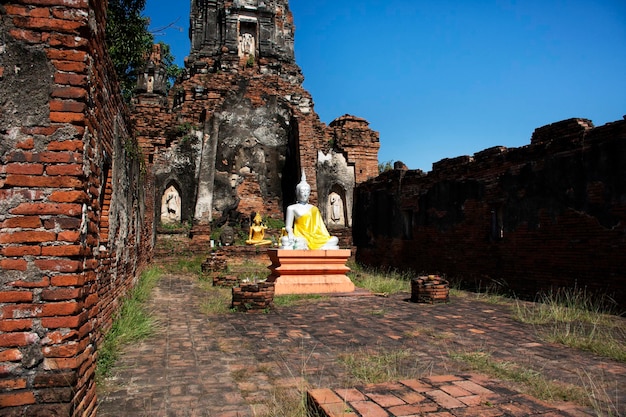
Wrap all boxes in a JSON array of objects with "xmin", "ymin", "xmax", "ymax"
[{"xmin": 246, "ymin": 212, "xmax": 272, "ymax": 246}]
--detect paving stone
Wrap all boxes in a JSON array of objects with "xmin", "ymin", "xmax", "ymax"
[{"xmin": 98, "ymin": 269, "xmax": 625, "ymax": 417}]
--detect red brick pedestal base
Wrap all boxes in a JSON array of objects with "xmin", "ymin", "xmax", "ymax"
[{"xmin": 266, "ymin": 249, "xmax": 355, "ymax": 295}]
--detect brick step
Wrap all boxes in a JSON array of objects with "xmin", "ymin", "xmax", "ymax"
[{"xmin": 307, "ymin": 374, "xmax": 591, "ymax": 416}]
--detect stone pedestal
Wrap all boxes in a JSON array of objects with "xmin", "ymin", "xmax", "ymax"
[{"xmin": 266, "ymin": 249, "xmax": 354, "ymax": 295}]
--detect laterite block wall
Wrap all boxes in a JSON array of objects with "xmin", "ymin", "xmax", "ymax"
[
  {"xmin": 355, "ymin": 118, "xmax": 626, "ymax": 312},
  {"xmin": 0, "ymin": 1, "xmax": 150, "ymax": 415}
]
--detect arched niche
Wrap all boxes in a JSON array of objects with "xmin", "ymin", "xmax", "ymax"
[
  {"xmin": 160, "ymin": 183, "xmax": 182, "ymax": 224},
  {"xmin": 327, "ymin": 185, "xmax": 348, "ymax": 228}
]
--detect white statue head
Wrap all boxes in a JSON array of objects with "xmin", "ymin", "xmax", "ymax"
[{"xmin": 295, "ymin": 170, "xmax": 311, "ymax": 203}]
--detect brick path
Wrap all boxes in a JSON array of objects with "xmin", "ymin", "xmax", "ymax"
[{"xmin": 97, "ymin": 271, "xmax": 626, "ymax": 416}]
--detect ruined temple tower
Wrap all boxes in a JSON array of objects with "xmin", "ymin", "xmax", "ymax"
[{"xmin": 133, "ymin": 0, "xmax": 380, "ymax": 235}]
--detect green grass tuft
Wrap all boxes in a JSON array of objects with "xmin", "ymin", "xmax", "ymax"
[
  {"xmin": 348, "ymin": 263, "xmax": 411, "ymax": 295},
  {"xmin": 513, "ymin": 287, "xmax": 626, "ymax": 362},
  {"xmin": 449, "ymin": 350, "xmax": 585, "ymax": 403},
  {"xmin": 338, "ymin": 348, "xmax": 421, "ymax": 384},
  {"xmin": 273, "ymin": 294, "xmax": 326, "ymax": 308},
  {"xmin": 96, "ymin": 266, "xmax": 161, "ymax": 381}
]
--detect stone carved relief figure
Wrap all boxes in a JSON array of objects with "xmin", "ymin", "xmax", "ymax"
[
  {"xmin": 329, "ymin": 192, "xmax": 343, "ymax": 225},
  {"xmin": 246, "ymin": 212, "xmax": 272, "ymax": 246},
  {"xmin": 160, "ymin": 185, "xmax": 181, "ymax": 224},
  {"xmin": 280, "ymin": 172, "xmax": 339, "ymax": 250},
  {"xmin": 239, "ymin": 33, "xmax": 255, "ymax": 56}
]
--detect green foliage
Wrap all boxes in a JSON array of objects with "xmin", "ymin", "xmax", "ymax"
[
  {"xmin": 106, "ymin": 2, "xmax": 181, "ymax": 100},
  {"xmin": 158, "ymin": 221, "xmax": 191, "ymax": 233},
  {"xmin": 378, "ymin": 160, "xmax": 394, "ymax": 173},
  {"xmin": 199, "ymin": 283, "xmax": 232, "ymax": 315},
  {"xmin": 157, "ymin": 41, "xmax": 183, "ymax": 87},
  {"xmin": 168, "ymin": 256, "xmax": 204, "ymax": 275},
  {"xmin": 246, "ymin": 54, "xmax": 255, "ymax": 67},
  {"xmin": 96, "ymin": 266, "xmax": 161, "ymax": 381},
  {"xmin": 175, "ymin": 122, "xmax": 194, "ymax": 136},
  {"xmin": 263, "ymin": 216, "xmax": 285, "ymax": 230},
  {"xmin": 106, "ymin": 0, "xmax": 153, "ymax": 100}
]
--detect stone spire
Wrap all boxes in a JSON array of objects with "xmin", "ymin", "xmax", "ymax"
[{"xmin": 135, "ymin": 43, "xmax": 168, "ymax": 95}]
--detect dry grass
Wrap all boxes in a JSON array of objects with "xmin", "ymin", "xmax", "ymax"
[
  {"xmin": 513, "ymin": 288, "xmax": 626, "ymax": 362},
  {"xmin": 338, "ymin": 348, "xmax": 425, "ymax": 385}
]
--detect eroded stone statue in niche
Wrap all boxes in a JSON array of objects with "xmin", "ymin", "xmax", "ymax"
[
  {"xmin": 329, "ymin": 192, "xmax": 344, "ymax": 225},
  {"xmin": 160, "ymin": 186, "xmax": 181, "ymax": 224},
  {"xmin": 280, "ymin": 172, "xmax": 339, "ymax": 250},
  {"xmin": 246, "ymin": 212, "xmax": 272, "ymax": 246},
  {"xmin": 239, "ymin": 33, "xmax": 255, "ymax": 56}
]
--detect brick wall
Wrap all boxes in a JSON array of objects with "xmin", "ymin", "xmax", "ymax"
[
  {"xmin": 327, "ymin": 114, "xmax": 380, "ymax": 184},
  {"xmin": 354, "ymin": 118, "xmax": 626, "ymax": 312},
  {"xmin": 0, "ymin": 1, "xmax": 151, "ymax": 416}
]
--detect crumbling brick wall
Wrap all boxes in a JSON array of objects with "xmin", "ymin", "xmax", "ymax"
[
  {"xmin": 355, "ymin": 117, "xmax": 626, "ymax": 312},
  {"xmin": 0, "ymin": 1, "xmax": 150, "ymax": 416},
  {"xmin": 134, "ymin": 1, "xmax": 381, "ymax": 234}
]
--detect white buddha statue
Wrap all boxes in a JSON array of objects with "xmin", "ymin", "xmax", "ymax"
[{"xmin": 280, "ymin": 172, "xmax": 339, "ymax": 250}]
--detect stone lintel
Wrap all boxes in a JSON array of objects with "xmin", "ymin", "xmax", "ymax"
[{"xmin": 266, "ymin": 249, "xmax": 355, "ymax": 295}]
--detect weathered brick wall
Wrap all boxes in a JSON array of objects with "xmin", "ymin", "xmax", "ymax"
[
  {"xmin": 0, "ymin": 1, "xmax": 150, "ymax": 416},
  {"xmin": 355, "ymin": 118, "xmax": 626, "ymax": 312},
  {"xmin": 327, "ymin": 114, "xmax": 380, "ymax": 184},
  {"xmin": 134, "ymin": 58, "xmax": 380, "ymax": 228}
]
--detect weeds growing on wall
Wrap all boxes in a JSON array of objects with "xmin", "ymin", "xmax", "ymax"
[{"xmin": 96, "ymin": 266, "xmax": 162, "ymax": 381}]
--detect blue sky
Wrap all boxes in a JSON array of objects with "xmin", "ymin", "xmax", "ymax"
[{"xmin": 145, "ymin": 0, "xmax": 626, "ymax": 172}]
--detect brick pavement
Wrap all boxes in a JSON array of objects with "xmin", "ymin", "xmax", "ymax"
[{"xmin": 97, "ymin": 270, "xmax": 625, "ymax": 416}]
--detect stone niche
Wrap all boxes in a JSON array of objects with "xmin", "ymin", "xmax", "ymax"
[
  {"xmin": 238, "ymin": 17, "xmax": 258, "ymax": 58},
  {"xmin": 316, "ymin": 150, "xmax": 355, "ymax": 228},
  {"xmin": 160, "ymin": 185, "xmax": 182, "ymax": 224}
]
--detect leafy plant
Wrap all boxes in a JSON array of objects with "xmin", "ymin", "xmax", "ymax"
[
  {"xmin": 263, "ymin": 216, "xmax": 285, "ymax": 230},
  {"xmin": 106, "ymin": 1, "xmax": 180, "ymax": 100},
  {"xmin": 246, "ymin": 54, "xmax": 255, "ymax": 67},
  {"xmin": 378, "ymin": 160, "xmax": 395, "ymax": 173},
  {"xmin": 157, "ymin": 41, "xmax": 183, "ymax": 87},
  {"xmin": 199, "ymin": 282, "xmax": 232, "ymax": 315},
  {"xmin": 106, "ymin": 0, "xmax": 153, "ymax": 100},
  {"xmin": 273, "ymin": 294, "xmax": 326, "ymax": 308}
]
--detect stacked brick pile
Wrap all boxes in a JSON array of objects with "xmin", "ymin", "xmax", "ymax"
[
  {"xmin": 201, "ymin": 251, "xmax": 228, "ymax": 274},
  {"xmin": 231, "ymin": 282, "xmax": 275, "ymax": 312},
  {"xmin": 411, "ymin": 276, "xmax": 450, "ymax": 304}
]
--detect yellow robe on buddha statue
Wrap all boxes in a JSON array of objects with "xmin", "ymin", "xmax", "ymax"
[{"xmin": 293, "ymin": 206, "xmax": 332, "ymax": 250}]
